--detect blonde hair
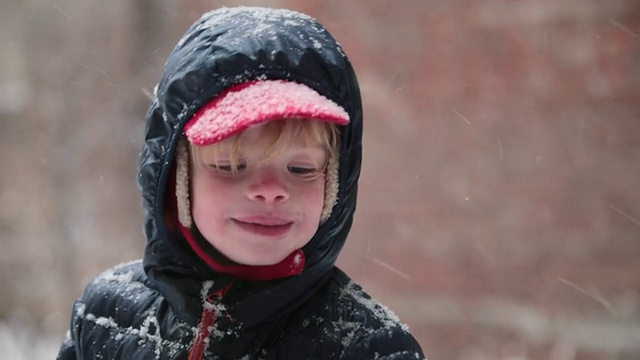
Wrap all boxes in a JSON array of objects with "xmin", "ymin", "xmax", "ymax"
[{"xmin": 189, "ymin": 118, "xmax": 339, "ymax": 172}]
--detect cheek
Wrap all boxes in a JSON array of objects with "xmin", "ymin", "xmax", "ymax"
[
  {"xmin": 302, "ymin": 180, "xmax": 326, "ymax": 217},
  {"xmin": 191, "ymin": 180, "xmax": 211, "ymax": 221},
  {"xmin": 191, "ymin": 170, "xmax": 228, "ymax": 217}
]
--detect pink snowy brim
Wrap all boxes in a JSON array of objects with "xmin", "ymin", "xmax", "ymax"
[{"xmin": 183, "ymin": 80, "xmax": 350, "ymax": 146}]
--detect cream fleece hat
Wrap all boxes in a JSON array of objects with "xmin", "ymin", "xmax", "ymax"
[{"xmin": 175, "ymin": 80, "xmax": 349, "ymax": 228}]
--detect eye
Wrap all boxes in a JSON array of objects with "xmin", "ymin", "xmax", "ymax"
[
  {"xmin": 288, "ymin": 165, "xmax": 322, "ymax": 179},
  {"xmin": 209, "ymin": 162, "xmax": 247, "ymax": 174}
]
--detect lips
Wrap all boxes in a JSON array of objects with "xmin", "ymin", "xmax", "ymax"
[{"xmin": 232, "ymin": 216, "xmax": 293, "ymax": 237}]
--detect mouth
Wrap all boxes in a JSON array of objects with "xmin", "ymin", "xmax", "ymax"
[{"xmin": 232, "ymin": 217, "xmax": 293, "ymax": 237}]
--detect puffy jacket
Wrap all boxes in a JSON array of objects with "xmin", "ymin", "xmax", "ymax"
[{"xmin": 57, "ymin": 6, "xmax": 425, "ymax": 359}]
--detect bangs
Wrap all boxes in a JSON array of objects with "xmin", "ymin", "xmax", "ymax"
[{"xmin": 190, "ymin": 119, "xmax": 339, "ymax": 171}]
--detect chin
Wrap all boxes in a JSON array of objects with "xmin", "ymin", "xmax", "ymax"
[
  {"xmin": 230, "ymin": 252, "xmax": 287, "ymax": 266},
  {"xmin": 248, "ymin": 256, "xmax": 287, "ymax": 266}
]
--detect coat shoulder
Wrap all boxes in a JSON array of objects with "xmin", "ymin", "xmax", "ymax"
[
  {"xmin": 277, "ymin": 268, "xmax": 425, "ymax": 359},
  {"xmin": 78, "ymin": 260, "xmax": 156, "ymax": 317},
  {"xmin": 69, "ymin": 260, "xmax": 192, "ymax": 359},
  {"xmin": 330, "ymin": 270, "xmax": 425, "ymax": 359}
]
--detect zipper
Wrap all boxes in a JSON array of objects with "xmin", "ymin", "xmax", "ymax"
[{"xmin": 188, "ymin": 283, "xmax": 233, "ymax": 360}]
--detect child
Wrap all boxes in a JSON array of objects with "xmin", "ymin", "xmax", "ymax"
[{"xmin": 57, "ymin": 6, "xmax": 425, "ymax": 360}]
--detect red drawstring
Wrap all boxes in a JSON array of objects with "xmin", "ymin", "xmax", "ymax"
[
  {"xmin": 188, "ymin": 284, "xmax": 233, "ymax": 360},
  {"xmin": 188, "ymin": 305, "xmax": 214, "ymax": 360}
]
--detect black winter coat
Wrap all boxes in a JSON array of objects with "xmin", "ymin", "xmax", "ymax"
[{"xmin": 57, "ymin": 7, "xmax": 425, "ymax": 360}]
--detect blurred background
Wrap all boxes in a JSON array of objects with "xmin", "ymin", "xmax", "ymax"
[{"xmin": 1, "ymin": 0, "xmax": 639, "ymax": 359}]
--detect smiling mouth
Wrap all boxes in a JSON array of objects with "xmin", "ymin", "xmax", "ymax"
[{"xmin": 232, "ymin": 219, "xmax": 293, "ymax": 237}]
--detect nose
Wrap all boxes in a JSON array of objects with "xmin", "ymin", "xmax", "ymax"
[{"xmin": 246, "ymin": 169, "xmax": 290, "ymax": 203}]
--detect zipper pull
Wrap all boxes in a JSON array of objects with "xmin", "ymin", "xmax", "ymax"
[{"xmin": 206, "ymin": 282, "xmax": 233, "ymax": 304}]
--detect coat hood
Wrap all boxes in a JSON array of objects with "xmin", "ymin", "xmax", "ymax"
[{"xmin": 138, "ymin": 7, "xmax": 362, "ymax": 328}]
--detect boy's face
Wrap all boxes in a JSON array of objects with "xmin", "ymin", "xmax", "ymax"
[{"xmin": 190, "ymin": 123, "xmax": 327, "ymax": 266}]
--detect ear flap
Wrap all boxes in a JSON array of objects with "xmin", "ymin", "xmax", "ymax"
[
  {"xmin": 320, "ymin": 152, "xmax": 339, "ymax": 224},
  {"xmin": 175, "ymin": 137, "xmax": 192, "ymax": 228}
]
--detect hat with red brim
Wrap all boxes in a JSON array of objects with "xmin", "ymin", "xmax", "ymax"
[{"xmin": 184, "ymin": 80, "xmax": 350, "ymax": 145}]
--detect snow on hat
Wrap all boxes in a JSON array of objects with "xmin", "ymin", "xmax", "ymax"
[
  {"xmin": 176, "ymin": 80, "xmax": 349, "ymax": 229},
  {"xmin": 184, "ymin": 80, "xmax": 349, "ymax": 145}
]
